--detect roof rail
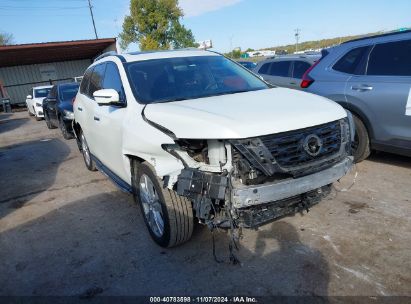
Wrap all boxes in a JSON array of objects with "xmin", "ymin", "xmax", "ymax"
[
  {"xmin": 127, "ymin": 48, "xmax": 201, "ymax": 56},
  {"xmin": 342, "ymin": 30, "xmax": 411, "ymax": 44},
  {"xmin": 94, "ymin": 51, "xmax": 118, "ymax": 62}
]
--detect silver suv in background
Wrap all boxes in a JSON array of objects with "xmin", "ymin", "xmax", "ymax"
[
  {"xmin": 254, "ymin": 55, "xmax": 319, "ymax": 89},
  {"xmin": 301, "ymin": 31, "xmax": 411, "ymax": 162}
]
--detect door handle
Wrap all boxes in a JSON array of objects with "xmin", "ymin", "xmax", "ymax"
[
  {"xmin": 351, "ymin": 85, "xmax": 373, "ymax": 91},
  {"xmin": 77, "ymin": 107, "xmax": 83, "ymax": 111},
  {"xmin": 94, "ymin": 116, "xmax": 100, "ymax": 121}
]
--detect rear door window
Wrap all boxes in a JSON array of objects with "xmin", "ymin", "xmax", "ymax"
[
  {"xmin": 333, "ymin": 46, "xmax": 368, "ymax": 74},
  {"xmin": 293, "ymin": 61, "xmax": 312, "ymax": 79},
  {"xmin": 269, "ymin": 61, "xmax": 291, "ymax": 77},
  {"xmin": 258, "ymin": 63, "xmax": 271, "ymax": 75},
  {"xmin": 367, "ymin": 39, "xmax": 411, "ymax": 76},
  {"xmin": 88, "ymin": 63, "xmax": 106, "ymax": 98}
]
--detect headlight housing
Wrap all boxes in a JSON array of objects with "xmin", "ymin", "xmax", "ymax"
[
  {"xmin": 345, "ymin": 110, "xmax": 355, "ymax": 142},
  {"xmin": 63, "ymin": 109, "xmax": 74, "ymax": 119}
]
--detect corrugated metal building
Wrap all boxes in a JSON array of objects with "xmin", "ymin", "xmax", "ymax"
[{"xmin": 0, "ymin": 38, "xmax": 117, "ymax": 105}]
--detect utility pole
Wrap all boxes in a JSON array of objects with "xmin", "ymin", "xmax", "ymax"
[
  {"xmin": 229, "ymin": 35, "xmax": 234, "ymax": 58},
  {"xmin": 88, "ymin": 0, "xmax": 98, "ymax": 39},
  {"xmin": 294, "ymin": 29, "xmax": 300, "ymax": 53}
]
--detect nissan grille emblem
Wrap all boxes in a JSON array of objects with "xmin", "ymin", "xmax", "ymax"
[{"xmin": 303, "ymin": 134, "xmax": 323, "ymax": 157}]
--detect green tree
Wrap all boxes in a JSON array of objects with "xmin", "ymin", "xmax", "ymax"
[
  {"xmin": 226, "ymin": 49, "xmax": 242, "ymax": 59},
  {"xmin": 119, "ymin": 0, "xmax": 197, "ymax": 51},
  {"xmin": 0, "ymin": 32, "xmax": 14, "ymax": 45}
]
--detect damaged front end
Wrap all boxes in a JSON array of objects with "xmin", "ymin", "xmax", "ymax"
[{"xmin": 163, "ymin": 118, "xmax": 353, "ymax": 229}]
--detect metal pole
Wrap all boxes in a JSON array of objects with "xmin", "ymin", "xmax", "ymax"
[
  {"xmin": 88, "ymin": 0, "xmax": 98, "ymax": 39},
  {"xmin": 295, "ymin": 29, "xmax": 300, "ymax": 53},
  {"xmin": 229, "ymin": 35, "xmax": 234, "ymax": 58}
]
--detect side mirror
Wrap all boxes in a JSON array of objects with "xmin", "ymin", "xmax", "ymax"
[
  {"xmin": 93, "ymin": 89, "xmax": 120, "ymax": 106},
  {"xmin": 27, "ymin": 95, "xmax": 33, "ymax": 99}
]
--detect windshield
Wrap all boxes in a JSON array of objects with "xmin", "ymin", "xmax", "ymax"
[
  {"xmin": 59, "ymin": 84, "xmax": 79, "ymax": 101},
  {"xmin": 125, "ymin": 55, "xmax": 269, "ymax": 104},
  {"xmin": 34, "ymin": 88, "xmax": 51, "ymax": 98}
]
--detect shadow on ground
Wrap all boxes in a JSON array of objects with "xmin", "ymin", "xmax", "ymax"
[
  {"xmin": 0, "ymin": 191, "xmax": 329, "ymax": 297},
  {"xmin": 0, "ymin": 117, "xmax": 29, "ymax": 134},
  {"xmin": 367, "ymin": 151, "xmax": 411, "ymax": 169},
  {"xmin": 0, "ymin": 113, "xmax": 13, "ymax": 120},
  {"xmin": 0, "ymin": 139, "xmax": 70, "ymax": 219}
]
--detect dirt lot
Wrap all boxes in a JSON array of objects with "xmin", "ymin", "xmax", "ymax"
[{"xmin": 0, "ymin": 112, "xmax": 410, "ymax": 298}]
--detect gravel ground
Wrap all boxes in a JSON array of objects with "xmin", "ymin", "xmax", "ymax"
[{"xmin": 0, "ymin": 112, "xmax": 410, "ymax": 298}]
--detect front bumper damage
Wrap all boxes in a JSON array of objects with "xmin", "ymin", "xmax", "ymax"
[
  {"xmin": 176, "ymin": 156, "xmax": 353, "ymax": 228},
  {"xmin": 169, "ymin": 118, "xmax": 354, "ymax": 229},
  {"xmin": 233, "ymin": 156, "xmax": 352, "ymax": 227},
  {"xmin": 232, "ymin": 156, "xmax": 352, "ymax": 209}
]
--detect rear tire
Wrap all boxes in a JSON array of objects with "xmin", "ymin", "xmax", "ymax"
[
  {"xmin": 352, "ymin": 114, "xmax": 370, "ymax": 163},
  {"xmin": 80, "ymin": 131, "xmax": 97, "ymax": 171},
  {"xmin": 131, "ymin": 161, "xmax": 193, "ymax": 248}
]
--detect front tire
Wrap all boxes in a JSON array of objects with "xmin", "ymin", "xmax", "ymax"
[
  {"xmin": 28, "ymin": 107, "xmax": 34, "ymax": 116},
  {"xmin": 132, "ymin": 161, "xmax": 194, "ymax": 248},
  {"xmin": 80, "ymin": 131, "xmax": 96, "ymax": 171},
  {"xmin": 59, "ymin": 116, "xmax": 74, "ymax": 140},
  {"xmin": 45, "ymin": 112, "xmax": 56, "ymax": 129},
  {"xmin": 352, "ymin": 114, "xmax": 371, "ymax": 163}
]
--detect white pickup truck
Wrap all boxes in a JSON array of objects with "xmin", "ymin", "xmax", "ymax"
[{"xmin": 73, "ymin": 50, "xmax": 354, "ymax": 248}]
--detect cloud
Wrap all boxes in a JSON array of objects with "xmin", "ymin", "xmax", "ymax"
[{"xmin": 179, "ymin": 0, "xmax": 243, "ymax": 17}]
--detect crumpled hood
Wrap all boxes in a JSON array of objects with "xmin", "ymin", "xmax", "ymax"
[{"xmin": 144, "ymin": 88, "xmax": 347, "ymax": 139}]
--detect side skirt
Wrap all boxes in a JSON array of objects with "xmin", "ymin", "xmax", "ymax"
[{"xmin": 91, "ymin": 155, "xmax": 133, "ymax": 193}]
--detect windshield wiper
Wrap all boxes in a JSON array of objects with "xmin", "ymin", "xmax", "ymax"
[{"xmin": 149, "ymin": 88, "xmax": 267, "ymax": 104}]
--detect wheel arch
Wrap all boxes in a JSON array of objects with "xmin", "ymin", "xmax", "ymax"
[
  {"xmin": 124, "ymin": 152, "xmax": 184, "ymax": 183},
  {"xmin": 72, "ymin": 120, "xmax": 83, "ymax": 150},
  {"xmin": 337, "ymin": 101, "xmax": 375, "ymax": 140}
]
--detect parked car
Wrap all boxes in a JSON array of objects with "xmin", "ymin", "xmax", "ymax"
[
  {"xmin": 26, "ymin": 85, "xmax": 52, "ymax": 120},
  {"xmin": 237, "ymin": 61, "xmax": 257, "ymax": 70},
  {"xmin": 254, "ymin": 55, "xmax": 320, "ymax": 89},
  {"xmin": 301, "ymin": 30, "xmax": 411, "ymax": 162},
  {"xmin": 73, "ymin": 50, "xmax": 354, "ymax": 248},
  {"xmin": 43, "ymin": 83, "xmax": 79, "ymax": 139}
]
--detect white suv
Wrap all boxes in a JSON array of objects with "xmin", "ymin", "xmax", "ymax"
[
  {"xmin": 26, "ymin": 85, "xmax": 52, "ymax": 120},
  {"xmin": 73, "ymin": 50, "xmax": 354, "ymax": 248}
]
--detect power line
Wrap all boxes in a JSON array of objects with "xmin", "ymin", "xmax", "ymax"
[{"xmin": 0, "ymin": 5, "xmax": 88, "ymax": 10}]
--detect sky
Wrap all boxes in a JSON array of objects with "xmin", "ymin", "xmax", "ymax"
[{"xmin": 0, "ymin": 0, "xmax": 410, "ymax": 53}]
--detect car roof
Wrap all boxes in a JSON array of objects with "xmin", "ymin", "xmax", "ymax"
[
  {"xmin": 94, "ymin": 49, "xmax": 220, "ymax": 65},
  {"xmin": 258, "ymin": 55, "xmax": 320, "ymax": 64},
  {"xmin": 57, "ymin": 82, "xmax": 79, "ymax": 88},
  {"xmin": 32, "ymin": 85, "xmax": 53, "ymax": 90},
  {"xmin": 342, "ymin": 29, "xmax": 411, "ymax": 45}
]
